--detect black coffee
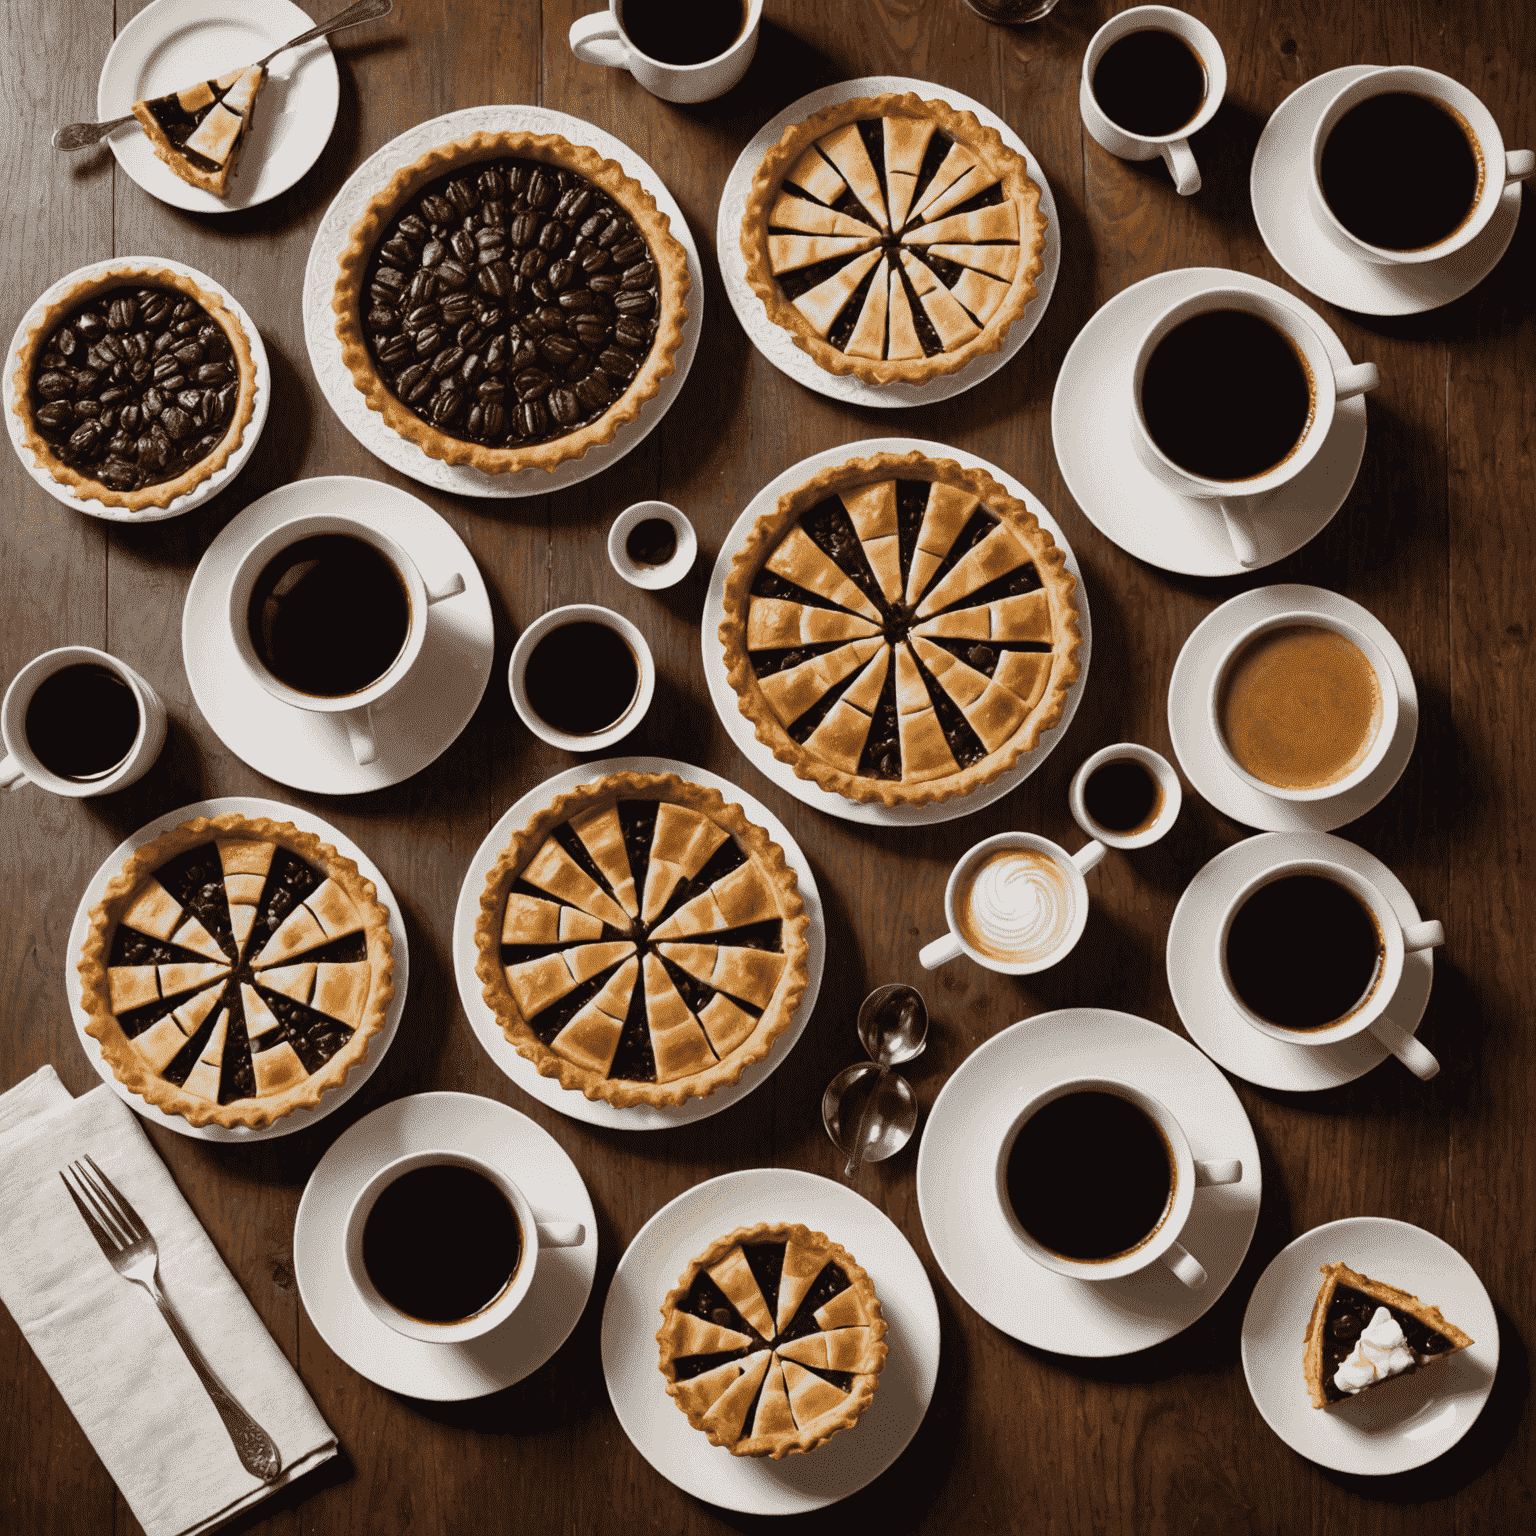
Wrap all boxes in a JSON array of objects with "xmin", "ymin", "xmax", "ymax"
[
  {"xmin": 248, "ymin": 534, "xmax": 411, "ymax": 699},
  {"xmin": 1084, "ymin": 758, "xmax": 1161, "ymax": 833},
  {"xmin": 619, "ymin": 0, "xmax": 746, "ymax": 66},
  {"xmin": 1006, "ymin": 1091, "xmax": 1174, "ymax": 1261},
  {"xmin": 1092, "ymin": 29, "xmax": 1207, "ymax": 137},
  {"xmin": 523, "ymin": 620, "xmax": 639, "ymax": 735},
  {"xmin": 625, "ymin": 517, "xmax": 677, "ymax": 567},
  {"xmin": 362, "ymin": 1164, "xmax": 522, "ymax": 1324},
  {"xmin": 24, "ymin": 663, "xmax": 139, "ymax": 780},
  {"xmin": 1321, "ymin": 93, "xmax": 1481, "ymax": 250},
  {"xmin": 1141, "ymin": 310, "xmax": 1313, "ymax": 481},
  {"xmin": 1225, "ymin": 874, "xmax": 1383, "ymax": 1030}
]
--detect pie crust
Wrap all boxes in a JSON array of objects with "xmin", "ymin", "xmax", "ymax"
[
  {"xmin": 333, "ymin": 130, "xmax": 690, "ymax": 475},
  {"xmin": 78, "ymin": 814, "xmax": 393, "ymax": 1129},
  {"xmin": 131, "ymin": 64, "xmax": 267, "ymax": 196}
]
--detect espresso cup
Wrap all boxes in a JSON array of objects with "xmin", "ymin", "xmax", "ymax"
[
  {"xmin": 995, "ymin": 1076, "xmax": 1243, "ymax": 1290},
  {"xmin": 607, "ymin": 500, "xmax": 698, "ymax": 592},
  {"xmin": 1069, "ymin": 743, "xmax": 1182, "ymax": 850},
  {"xmin": 0, "ymin": 646, "xmax": 166, "ymax": 797},
  {"xmin": 569, "ymin": 0, "xmax": 761, "ymax": 104}
]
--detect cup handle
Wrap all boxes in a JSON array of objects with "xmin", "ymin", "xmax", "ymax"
[
  {"xmin": 919, "ymin": 930, "xmax": 965, "ymax": 970},
  {"xmin": 1161, "ymin": 1241, "xmax": 1208, "ymax": 1290},
  {"xmin": 1072, "ymin": 840, "xmax": 1108, "ymax": 876},
  {"xmin": 1334, "ymin": 361, "xmax": 1381, "ymax": 400},
  {"xmin": 1369, "ymin": 1014, "xmax": 1440, "ymax": 1081},
  {"xmin": 425, "ymin": 571, "xmax": 466, "ymax": 605},
  {"xmin": 1506, "ymin": 150, "xmax": 1535, "ymax": 183},
  {"xmin": 1194, "ymin": 1159, "xmax": 1243, "ymax": 1187},
  {"xmin": 0, "ymin": 753, "xmax": 29, "ymax": 790},
  {"xmin": 1160, "ymin": 137, "xmax": 1200, "ymax": 196},
  {"xmin": 343, "ymin": 705, "xmax": 379, "ymax": 766},
  {"xmin": 1402, "ymin": 918, "xmax": 1445, "ymax": 953},
  {"xmin": 1217, "ymin": 498, "xmax": 1262, "ymax": 568},
  {"xmin": 569, "ymin": 11, "xmax": 630, "ymax": 70},
  {"xmin": 534, "ymin": 1220, "xmax": 586, "ymax": 1248}
]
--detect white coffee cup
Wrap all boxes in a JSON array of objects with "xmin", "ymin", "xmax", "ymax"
[
  {"xmin": 995, "ymin": 1076, "xmax": 1243, "ymax": 1290},
  {"xmin": 1069, "ymin": 743, "xmax": 1182, "ymax": 850},
  {"xmin": 1216, "ymin": 856, "xmax": 1444, "ymax": 1080},
  {"xmin": 343, "ymin": 1150, "xmax": 585, "ymax": 1345},
  {"xmin": 1309, "ymin": 65, "xmax": 1535, "ymax": 266},
  {"xmin": 1079, "ymin": 5, "xmax": 1228, "ymax": 196},
  {"xmin": 227, "ymin": 512, "xmax": 465, "ymax": 768},
  {"xmin": 1130, "ymin": 286, "xmax": 1380, "ymax": 567},
  {"xmin": 569, "ymin": 0, "xmax": 762, "ymax": 105},
  {"xmin": 607, "ymin": 500, "xmax": 697, "ymax": 591},
  {"xmin": 0, "ymin": 646, "xmax": 166, "ymax": 797}
]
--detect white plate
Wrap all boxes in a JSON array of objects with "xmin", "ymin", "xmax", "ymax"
[
  {"xmin": 65, "ymin": 795, "xmax": 407, "ymax": 1142},
  {"xmin": 600, "ymin": 1167, "xmax": 940, "ymax": 1514},
  {"xmin": 452, "ymin": 756, "xmax": 825, "ymax": 1130},
  {"xmin": 1050, "ymin": 268, "xmax": 1368, "ymax": 577},
  {"xmin": 716, "ymin": 76, "xmax": 1060, "ymax": 407},
  {"xmin": 294, "ymin": 1091, "xmax": 598, "ymax": 1400},
  {"xmin": 98, "ymin": 0, "xmax": 339, "ymax": 214},
  {"xmin": 700, "ymin": 437, "xmax": 1091, "ymax": 826},
  {"xmin": 181, "ymin": 475, "xmax": 494, "ymax": 794},
  {"xmin": 1251, "ymin": 67, "xmax": 1523, "ymax": 317},
  {"xmin": 302, "ymin": 105, "xmax": 703, "ymax": 499},
  {"xmin": 5, "ymin": 257, "xmax": 270, "ymax": 523},
  {"xmin": 1241, "ymin": 1217, "xmax": 1498, "ymax": 1473},
  {"xmin": 1167, "ymin": 583, "xmax": 1417, "ymax": 831},
  {"xmin": 1166, "ymin": 831, "xmax": 1434, "ymax": 1092},
  {"xmin": 916, "ymin": 1009, "xmax": 1261, "ymax": 1356}
]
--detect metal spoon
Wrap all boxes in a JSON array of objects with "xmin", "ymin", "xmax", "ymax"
[
  {"xmin": 53, "ymin": 0, "xmax": 394, "ymax": 150},
  {"xmin": 857, "ymin": 982, "xmax": 930, "ymax": 1066},
  {"xmin": 822, "ymin": 984, "xmax": 930, "ymax": 1178}
]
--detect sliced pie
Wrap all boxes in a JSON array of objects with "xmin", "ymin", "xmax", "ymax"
[{"xmin": 131, "ymin": 64, "xmax": 267, "ymax": 196}]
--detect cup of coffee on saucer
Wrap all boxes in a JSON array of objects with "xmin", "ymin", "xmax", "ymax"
[
  {"xmin": 995, "ymin": 1076, "xmax": 1243, "ymax": 1290},
  {"xmin": 1069, "ymin": 743, "xmax": 1182, "ymax": 850},
  {"xmin": 569, "ymin": 0, "xmax": 761, "ymax": 104}
]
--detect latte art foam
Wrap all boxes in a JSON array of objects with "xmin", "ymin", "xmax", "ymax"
[{"xmin": 955, "ymin": 848, "xmax": 1076, "ymax": 964}]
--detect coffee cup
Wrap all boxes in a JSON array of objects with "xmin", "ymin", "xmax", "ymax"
[
  {"xmin": 1130, "ymin": 287, "xmax": 1380, "ymax": 567},
  {"xmin": 995, "ymin": 1076, "xmax": 1243, "ymax": 1290},
  {"xmin": 607, "ymin": 500, "xmax": 698, "ymax": 592},
  {"xmin": 0, "ymin": 646, "xmax": 166, "ymax": 797},
  {"xmin": 569, "ymin": 0, "xmax": 761, "ymax": 105},
  {"xmin": 1069, "ymin": 743, "xmax": 1182, "ymax": 850},
  {"xmin": 1079, "ymin": 6, "xmax": 1228, "ymax": 196},
  {"xmin": 919, "ymin": 831, "xmax": 1105, "ymax": 975}
]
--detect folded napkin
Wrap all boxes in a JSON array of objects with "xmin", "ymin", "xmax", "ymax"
[{"xmin": 0, "ymin": 1067, "xmax": 337, "ymax": 1536}]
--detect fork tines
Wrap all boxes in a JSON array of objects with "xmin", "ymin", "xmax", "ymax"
[{"xmin": 60, "ymin": 1155, "xmax": 149, "ymax": 1255}]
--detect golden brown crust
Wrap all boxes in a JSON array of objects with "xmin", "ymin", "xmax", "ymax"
[
  {"xmin": 333, "ymin": 131, "xmax": 690, "ymax": 475},
  {"xmin": 12, "ymin": 264, "xmax": 257, "ymax": 513},
  {"xmin": 131, "ymin": 101, "xmax": 233, "ymax": 196},
  {"xmin": 79, "ymin": 814, "xmax": 393, "ymax": 1129}
]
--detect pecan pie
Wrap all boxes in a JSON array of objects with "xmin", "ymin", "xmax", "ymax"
[
  {"xmin": 334, "ymin": 131, "xmax": 690, "ymax": 475},
  {"xmin": 78, "ymin": 814, "xmax": 393, "ymax": 1129},
  {"xmin": 741, "ymin": 93, "xmax": 1045, "ymax": 385},
  {"xmin": 719, "ymin": 451, "xmax": 1081, "ymax": 806},
  {"xmin": 132, "ymin": 64, "xmax": 267, "ymax": 196},
  {"xmin": 657, "ymin": 1222, "xmax": 888, "ymax": 1459},
  {"xmin": 473, "ymin": 772, "xmax": 810, "ymax": 1108}
]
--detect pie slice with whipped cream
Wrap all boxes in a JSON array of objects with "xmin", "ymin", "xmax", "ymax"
[{"xmin": 132, "ymin": 64, "xmax": 267, "ymax": 196}]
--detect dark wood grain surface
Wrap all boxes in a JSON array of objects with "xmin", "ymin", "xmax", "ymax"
[{"xmin": 3, "ymin": 1, "xmax": 1532, "ymax": 1531}]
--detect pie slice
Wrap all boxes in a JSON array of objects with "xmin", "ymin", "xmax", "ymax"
[
  {"xmin": 767, "ymin": 193, "xmax": 879, "ymax": 239},
  {"xmin": 131, "ymin": 64, "xmax": 267, "ymax": 197}
]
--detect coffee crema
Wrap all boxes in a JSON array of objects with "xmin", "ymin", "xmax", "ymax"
[
  {"xmin": 956, "ymin": 847, "xmax": 1075, "ymax": 964},
  {"xmin": 1092, "ymin": 29, "xmax": 1207, "ymax": 138},
  {"xmin": 523, "ymin": 620, "xmax": 640, "ymax": 736},
  {"xmin": 1083, "ymin": 758, "xmax": 1162, "ymax": 834},
  {"xmin": 24, "ymin": 663, "xmax": 140, "ymax": 781},
  {"xmin": 619, "ymin": 0, "xmax": 746, "ymax": 66}
]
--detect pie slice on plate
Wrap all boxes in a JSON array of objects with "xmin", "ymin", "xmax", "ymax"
[{"xmin": 132, "ymin": 64, "xmax": 267, "ymax": 196}]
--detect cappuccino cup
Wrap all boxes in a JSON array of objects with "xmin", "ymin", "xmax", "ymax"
[{"xmin": 569, "ymin": 0, "xmax": 761, "ymax": 104}]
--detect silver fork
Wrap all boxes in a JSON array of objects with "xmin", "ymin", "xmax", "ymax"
[{"xmin": 60, "ymin": 1155, "xmax": 283, "ymax": 1482}]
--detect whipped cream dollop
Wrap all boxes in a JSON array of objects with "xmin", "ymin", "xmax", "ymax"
[
  {"xmin": 1333, "ymin": 1306, "xmax": 1416, "ymax": 1395},
  {"xmin": 956, "ymin": 848, "xmax": 1076, "ymax": 964}
]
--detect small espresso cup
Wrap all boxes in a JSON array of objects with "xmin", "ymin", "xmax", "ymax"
[
  {"xmin": 1069, "ymin": 743, "xmax": 1182, "ymax": 850},
  {"xmin": 919, "ymin": 831, "xmax": 1105, "ymax": 975},
  {"xmin": 343, "ymin": 1150, "xmax": 585, "ymax": 1345},
  {"xmin": 1130, "ymin": 287, "xmax": 1380, "ymax": 568},
  {"xmin": 569, "ymin": 0, "xmax": 762, "ymax": 105},
  {"xmin": 995, "ymin": 1076, "xmax": 1243, "ymax": 1290},
  {"xmin": 1079, "ymin": 6, "xmax": 1228, "ymax": 196},
  {"xmin": 607, "ymin": 501, "xmax": 698, "ymax": 592},
  {"xmin": 0, "ymin": 646, "xmax": 166, "ymax": 797},
  {"xmin": 227, "ymin": 513, "xmax": 466, "ymax": 768}
]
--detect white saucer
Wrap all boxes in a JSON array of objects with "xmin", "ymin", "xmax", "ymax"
[
  {"xmin": 98, "ymin": 0, "xmax": 339, "ymax": 214},
  {"xmin": 65, "ymin": 796, "xmax": 408, "ymax": 1142},
  {"xmin": 5, "ymin": 258, "xmax": 270, "ymax": 523},
  {"xmin": 1242, "ymin": 1216, "xmax": 1498, "ymax": 1473},
  {"xmin": 294, "ymin": 1092, "xmax": 598, "ymax": 1400},
  {"xmin": 1050, "ymin": 268, "xmax": 1368, "ymax": 576},
  {"xmin": 1167, "ymin": 584, "xmax": 1417, "ymax": 831},
  {"xmin": 600, "ymin": 1167, "xmax": 939, "ymax": 1514},
  {"xmin": 181, "ymin": 475, "xmax": 494, "ymax": 794},
  {"xmin": 716, "ymin": 76, "xmax": 1060, "ymax": 407},
  {"xmin": 452, "ymin": 757, "xmax": 825, "ymax": 1130},
  {"xmin": 1252, "ymin": 66, "xmax": 1524, "ymax": 317},
  {"xmin": 700, "ymin": 437, "xmax": 1091, "ymax": 826},
  {"xmin": 916, "ymin": 1009, "xmax": 1261, "ymax": 1356},
  {"xmin": 1166, "ymin": 831, "xmax": 1434, "ymax": 1092},
  {"xmin": 302, "ymin": 105, "xmax": 703, "ymax": 499}
]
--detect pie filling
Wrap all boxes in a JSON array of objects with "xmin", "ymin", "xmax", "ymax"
[{"xmin": 1318, "ymin": 1283, "xmax": 1458, "ymax": 1403}]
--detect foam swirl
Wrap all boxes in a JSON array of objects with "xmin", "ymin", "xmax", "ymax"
[{"xmin": 956, "ymin": 848, "xmax": 1075, "ymax": 964}]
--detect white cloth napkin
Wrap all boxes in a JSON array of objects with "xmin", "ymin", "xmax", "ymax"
[{"xmin": 0, "ymin": 1067, "xmax": 337, "ymax": 1536}]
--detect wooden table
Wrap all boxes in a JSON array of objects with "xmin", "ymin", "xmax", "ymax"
[{"xmin": 3, "ymin": 1, "xmax": 1532, "ymax": 1530}]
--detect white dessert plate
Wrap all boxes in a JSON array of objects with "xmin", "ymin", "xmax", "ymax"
[
  {"xmin": 1050, "ymin": 268, "xmax": 1368, "ymax": 577},
  {"xmin": 294, "ymin": 1091, "xmax": 598, "ymax": 1400},
  {"xmin": 181, "ymin": 475, "xmax": 494, "ymax": 794},
  {"xmin": 453, "ymin": 756, "xmax": 824, "ymax": 1130},
  {"xmin": 65, "ymin": 795, "xmax": 407, "ymax": 1143},
  {"xmin": 1167, "ymin": 584, "xmax": 1417, "ymax": 832},
  {"xmin": 98, "ymin": 0, "xmax": 339, "ymax": 214},
  {"xmin": 302, "ymin": 104, "xmax": 702, "ymax": 499},
  {"xmin": 916, "ymin": 1009, "xmax": 1261, "ymax": 1356},
  {"xmin": 717, "ymin": 75, "xmax": 1060, "ymax": 407},
  {"xmin": 1242, "ymin": 1216, "xmax": 1498, "ymax": 1473},
  {"xmin": 701, "ymin": 437, "xmax": 1091, "ymax": 827},
  {"xmin": 1251, "ymin": 66, "xmax": 1523, "ymax": 317},
  {"xmin": 600, "ymin": 1167, "xmax": 939, "ymax": 1514}
]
